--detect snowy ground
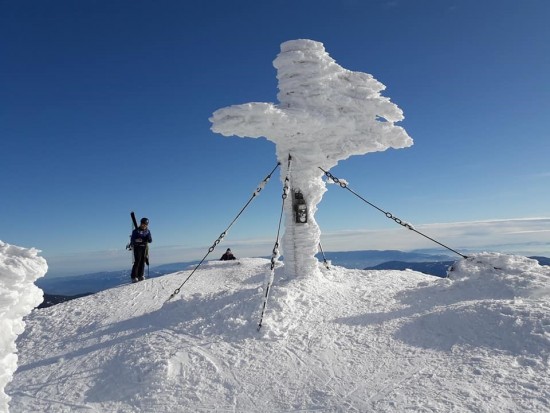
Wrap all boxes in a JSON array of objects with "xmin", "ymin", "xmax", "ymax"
[
  {"xmin": 7, "ymin": 254, "xmax": 550, "ymax": 412},
  {"xmin": 0, "ymin": 241, "xmax": 47, "ymax": 413}
]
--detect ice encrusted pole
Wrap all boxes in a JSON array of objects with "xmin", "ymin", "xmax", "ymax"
[
  {"xmin": 210, "ymin": 39, "xmax": 412, "ymax": 278},
  {"xmin": 0, "ymin": 241, "xmax": 47, "ymax": 412}
]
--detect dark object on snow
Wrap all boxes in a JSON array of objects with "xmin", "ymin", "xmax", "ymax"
[
  {"xmin": 220, "ymin": 248, "xmax": 236, "ymax": 261},
  {"xmin": 293, "ymin": 190, "xmax": 308, "ymax": 223}
]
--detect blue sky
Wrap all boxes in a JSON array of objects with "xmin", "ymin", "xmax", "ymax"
[{"xmin": 2, "ymin": 0, "xmax": 550, "ymax": 276}]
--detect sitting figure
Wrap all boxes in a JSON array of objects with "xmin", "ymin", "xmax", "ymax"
[{"xmin": 220, "ymin": 248, "xmax": 236, "ymax": 261}]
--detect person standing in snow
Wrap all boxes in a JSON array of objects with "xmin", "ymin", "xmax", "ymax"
[
  {"xmin": 220, "ymin": 248, "xmax": 236, "ymax": 261},
  {"xmin": 131, "ymin": 217, "xmax": 152, "ymax": 282}
]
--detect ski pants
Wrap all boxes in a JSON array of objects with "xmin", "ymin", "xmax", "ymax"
[{"xmin": 131, "ymin": 247, "xmax": 147, "ymax": 279}]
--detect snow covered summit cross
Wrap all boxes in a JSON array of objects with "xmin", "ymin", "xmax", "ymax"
[{"xmin": 210, "ymin": 39, "xmax": 413, "ymax": 278}]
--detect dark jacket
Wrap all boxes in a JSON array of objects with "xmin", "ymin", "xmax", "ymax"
[
  {"xmin": 131, "ymin": 228, "xmax": 152, "ymax": 248},
  {"xmin": 220, "ymin": 252, "xmax": 236, "ymax": 260}
]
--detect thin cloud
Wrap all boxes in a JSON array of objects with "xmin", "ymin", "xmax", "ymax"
[
  {"xmin": 528, "ymin": 172, "xmax": 550, "ymax": 179},
  {"xmin": 44, "ymin": 217, "xmax": 550, "ymax": 277},
  {"xmin": 320, "ymin": 217, "xmax": 550, "ymax": 256}
]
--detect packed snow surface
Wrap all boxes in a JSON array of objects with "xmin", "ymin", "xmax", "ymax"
[
  {"xmin": 0, "ymin": 241, "xmax": 47, "ymax": 413},
  {"xmin": 7, "ymin": 253, "xmax": 550, "ymax": 412}
]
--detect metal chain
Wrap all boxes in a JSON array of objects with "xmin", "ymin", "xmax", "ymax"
[
  {"xmin": 320, "ymin": 167, "xmax": 468, "ymax": 259},
  {"xmin": 164, "ymin": 161, "xmax": 281, "ymax": 304},
  {"xmin": 318, "ymin": 242, "xmax": 330, "ymax": 270},
  {"xmin": 258, "ymin": 154, "xmax": 292, "ymax": 330},
  {"xmin": 270, "ymin": 157, "xmax": 291, "ymax": 269}
]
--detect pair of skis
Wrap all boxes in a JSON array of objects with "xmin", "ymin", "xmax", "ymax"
[{"xmin": 130, "ymin": 211, "xmax": 139, "ymax": 230}]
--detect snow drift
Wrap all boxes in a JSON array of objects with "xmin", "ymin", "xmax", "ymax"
[
  {"xmin": 0, "ymin": 241, "xmax": 47, "ymax": 413},
  {"xmin": 6, "ymin": 253, "xmax": 550, "ymax": 412}
]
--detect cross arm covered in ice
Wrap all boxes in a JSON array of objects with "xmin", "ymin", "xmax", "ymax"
[{"xmin": 211, "ymin": 39, "xmax": 412, "ymax": 165}]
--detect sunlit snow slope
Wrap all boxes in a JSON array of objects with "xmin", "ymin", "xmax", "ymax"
[{"xmin": 8, "ymin": 254, "xmax": 550, "ymax": 412}]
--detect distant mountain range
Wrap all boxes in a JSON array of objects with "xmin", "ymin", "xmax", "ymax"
[
  {"xmin": 39, "ymin": 293, "xmax": 92, "ymax": 309},
  {"xmin": 35, "ymin": 261, "xmax": 200, "ymax": 296},
  {"xmin": 530, "ymin": 256, "xmax": 550, "ymax": 266},
  {"xmin": 364, "ymin": 260, "xmax": 455, "ymax": 277},
  {"xmin": 36, "ymin": 250, "xmax": 549, "ymax": 308},
  {"xmin": 362, "ymin": 255, "xmax": 550, "ymax": 278},
  {"xmin": 316, "ymin": 249, "xmax": 454, "ymax": 269}
]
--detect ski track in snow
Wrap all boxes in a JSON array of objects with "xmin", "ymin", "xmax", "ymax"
[{"xmin": 7, "ymin": 256, "xmax": 550, "ymax": 412}]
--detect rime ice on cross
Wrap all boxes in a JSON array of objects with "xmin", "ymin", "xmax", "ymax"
[{"xmin": 210, "ymin": 39, "xmax": 413, "ymax": 278}]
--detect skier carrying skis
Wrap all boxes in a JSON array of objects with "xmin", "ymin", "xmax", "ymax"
[{"xmin": 130, "ymin": 217, "xmax": 152, "ymax": 282}]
